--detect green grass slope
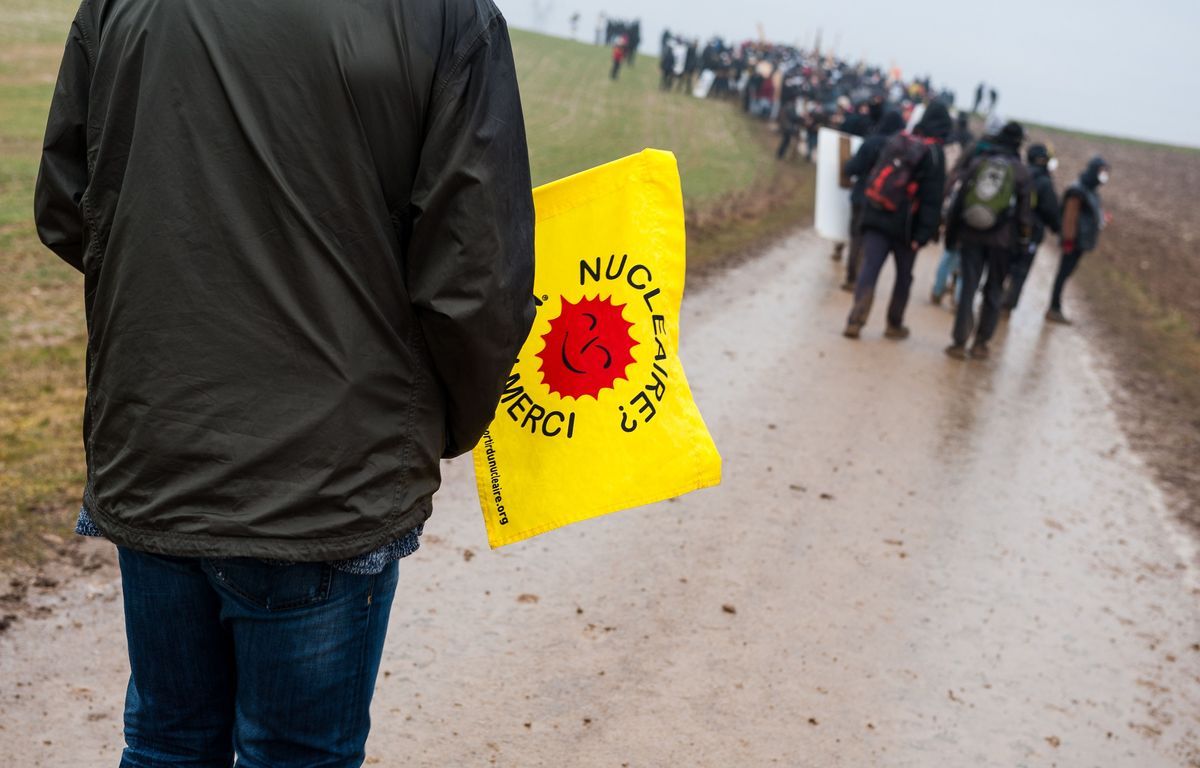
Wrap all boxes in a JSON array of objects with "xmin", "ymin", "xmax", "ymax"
[{"xmin": 511, "ymin": 28, "xmax": 772, "ymax": 202}]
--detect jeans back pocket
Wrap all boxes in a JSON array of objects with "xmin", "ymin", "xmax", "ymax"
[{"xmin": 204, "ymin": 558, "xmax": 333, "ymax": 612}]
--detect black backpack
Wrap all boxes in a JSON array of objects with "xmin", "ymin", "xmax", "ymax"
[{"xmin": 864, "ymin": 133, "xmax": 932, "ymax": 213}]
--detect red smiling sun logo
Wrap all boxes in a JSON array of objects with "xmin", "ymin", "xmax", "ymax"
[{"xmin": 537, "ymin": 296, "xmax": 638, "ymax": 400}]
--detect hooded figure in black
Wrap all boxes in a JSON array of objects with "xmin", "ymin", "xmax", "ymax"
[
  {"xmin": 951, "ymin": 112, "xmax": 974, "ymax": 147},
  {"xmin": 943, "ymin": 120, "xmax": 1033, "ymax": 358},
  {"xmin": 841, "ymin": 110, "xmax": 905, "ymax": 289},
  {"xmin": 1048, "ymin": 155, "xmax": 1109, "ymax": 323},
  {"xmin": 840, "ymin": 103, "xmax": 873, "ymax": 138},
  {"xmin": 1001, "ymin": 143, "xmax": 1061, "ymax": 310},
  {"xmin": 844, "ymin": 101, "xmax": 950, "ymax": 339}
]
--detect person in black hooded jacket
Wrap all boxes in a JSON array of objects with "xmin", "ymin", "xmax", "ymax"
[
  {"xmin": 841, "ymin": 110, "xmax": 905, "ymax": 289},
  {"xmin": 1002, "ymin": 143, "xmax": 1060, "ymax": 310},
  {"xmin": 1047, "ymin": 155, "xmax": 1110, "ymax": 323},
  {"xmin": 844, "ymin": 101, "xmax": 951, "ymax": 339}
]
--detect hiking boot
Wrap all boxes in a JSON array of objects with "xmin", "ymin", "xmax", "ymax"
[
  {"xmin": 969, "ymin": 343, "xmax": 990, "ymax": 360},
  {"xmin": 930, "ymin": 290, "xmax": 944, "ymax": 306},
  {"xmin": 1045, "ymin": 309, "xmax": 1072, "ymax": 325},
  {"xmin": 944, "ymin": 344, "xmax": 967, "ymax": 360},
  {"xmin": 843, "ymin": 323, "xmax": 862, "ymax": 339},
  {"xmin": 884, "ymin": 325, "xmax": 910, "ymax": 340}
]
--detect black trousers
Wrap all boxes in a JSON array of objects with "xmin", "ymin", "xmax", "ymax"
[
  {"xmin": 845, "ymin": 204, "xmax": 865, "ymax": 285},
  {"xmin": 953, "ymin": 242, "xmax": 1009, "ymax": 347},
  {"xmin": 1050, "ymin": 249, "xmax": 1084, "ymax": 312},
  {"xmin": 848, "ymin": 230, "xmax": 916, "ymax": 328},
  {"xmin": 776, "ymin": 130, "xmax": 796, "ymax": 159},
  {"xmin": 1002, "ymin": 241, "xmax": 1038, "ymax": 310}
]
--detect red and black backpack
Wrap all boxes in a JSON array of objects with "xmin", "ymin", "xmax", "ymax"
[{"xmin": 864, "ymin": 133, "xmax": 933, "ymax": 213}]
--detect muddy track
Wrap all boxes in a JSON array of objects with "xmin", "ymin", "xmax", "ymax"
[{"xmin": 2, "ymin": 230, "xmax": 1197, "ymax": 766}]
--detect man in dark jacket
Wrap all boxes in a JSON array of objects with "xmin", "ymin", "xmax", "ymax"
[
  {"xmin": 930, "ymin": 130, "xmax": 997, "ymax": 305},
  {"xmin": 841, "ymin": 110, "xmax": 904, "ymax": 289},
  {"xmin": 943, "ymin": 121, "xmax": 1033, "ymax": 359},
  {"xmin": 843, "ymin": 101, "xmax": 951, "ymax": 339},
  {"xmin": 1002, "ymin": 143, "xmax": 1060, "ymax": 310},
  {"xmin": 1047, "ymin": 156, "xmax": 1110, "ymax": 323},
  {"xmin": 660, "ymin": 36, "xmax": 677, "ymax": 90},
  {"xmin": 35, "ymin": 0, "xmax": 534, "ymax": 760},
  {"xmin": 777, "ymin": 98, "xmax": 802, "ymax": 159}
]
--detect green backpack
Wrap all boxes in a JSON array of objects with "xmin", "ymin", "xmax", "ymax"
[{"xmin": 961, "ymin": 155, "xmax": 1016, "ymax": 230}]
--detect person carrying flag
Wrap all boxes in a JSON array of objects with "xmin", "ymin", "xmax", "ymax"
[{"xmin": 34, "ymin": 0, "xmax": 535, "ymax": 761}]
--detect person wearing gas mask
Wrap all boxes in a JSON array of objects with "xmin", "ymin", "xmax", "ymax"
[
  {"xmin": 1002, "ymin": 143, "xmax": 1061, "ymax": 311},
  {"xmin": 1047, "ymin": 156, "xmax": 1111, "ymax": 324}
]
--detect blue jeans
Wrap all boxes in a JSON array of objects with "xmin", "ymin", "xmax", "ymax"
[
  {"xmin": 932, "ymin": 247, "xmax": 962, "ymax": 303},
  {"xmin": 117, "ymin": 547, "xmax": 398, "ymax": 767}
]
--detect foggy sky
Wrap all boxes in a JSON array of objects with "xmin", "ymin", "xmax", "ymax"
[{"xmin": 506, "ymin": 0, "xmax": 1199, "ymax": 148}]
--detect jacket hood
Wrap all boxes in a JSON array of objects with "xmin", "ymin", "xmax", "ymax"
[
  {"xmin": 1080, "ymin": 155, "xmax": 1108, "ymax": 188},
  {"xmin": 868, "ymin": 100, "xmax": 884, "ymax": 126},
  {"xmin": 914, "ymin": 101, "xmax": 952, "ymax": 141},
  {"xmin": 995, "ymin": 121, "xmax": 1024, "ymax": 151},
  {"xmin": 876, "ymin": 110, "xmax": 905, "ymax": 136},
  {"xmin": 1026, "ymin": 143, "xmax": 1050, "ymax": 165}
]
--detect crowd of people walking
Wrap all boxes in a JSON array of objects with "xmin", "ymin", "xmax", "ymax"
[
  {"xmin": 839, "ymin": 108, "xmax": 1110, "ymax": 358},
  {"xmin": 594, "ymin": 22, "xmax": 1110, "ymax": 359}
]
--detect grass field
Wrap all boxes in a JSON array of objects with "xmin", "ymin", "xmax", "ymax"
[
  {"xmin": 513, "ymin": 29, "xmax": 775, "ymax": 200},
  {"xmin": 0, "ymin": 4, "xmax": 807, "ymax": 565},
  {"xmin": 1, "ymin": 0, "xmax": 89, "ymax": 565}
]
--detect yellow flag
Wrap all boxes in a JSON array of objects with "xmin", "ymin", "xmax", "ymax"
[{"xmin": 472, "ymin": 149, "xmax": 721, "ymax": 548}]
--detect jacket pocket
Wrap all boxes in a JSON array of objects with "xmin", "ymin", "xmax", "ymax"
[{"xmin": 204, "ymin": 558, "xmax": 333, "ymax": 612}]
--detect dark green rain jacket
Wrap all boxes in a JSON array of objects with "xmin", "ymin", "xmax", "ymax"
[{"xmin": 35, "ymin": 0, "xmax": 535, "ymax": 560}]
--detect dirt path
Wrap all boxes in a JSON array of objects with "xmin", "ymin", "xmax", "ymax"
[{"xmin": 2, "ymin": 231, "xmax": 1198, "ymax": 766}]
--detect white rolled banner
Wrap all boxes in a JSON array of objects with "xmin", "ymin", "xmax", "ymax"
[
  {"xmin": 814, "ymin": 127, "xmax": 863, "ymax": 242},
  {"xmin": 906, "ymin": 102, "xmax": 927, "ymax": 133}
]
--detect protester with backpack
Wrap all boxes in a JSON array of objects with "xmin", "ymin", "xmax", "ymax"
[
  {"xmin": 1047, "ymin": 156, "xmax": 1110, "ymax": 324},
  {"xmin": 843, "ymin": 102, "xmax": 952, "ymax": 339},
  {"xmin": 1002, "ymin": 143, "xmax": 1060, "ymax": 311},
  {"xmin": 930, "ymin": 115, "xmax": 1003, "ymax": 306},
  {"xmin": 841, "ymin": 110, "xmax": 905, "ymax": 290},
  {"xmin": 943, "ymin": 121, "xmax": 1033, "ymax": 359}
]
